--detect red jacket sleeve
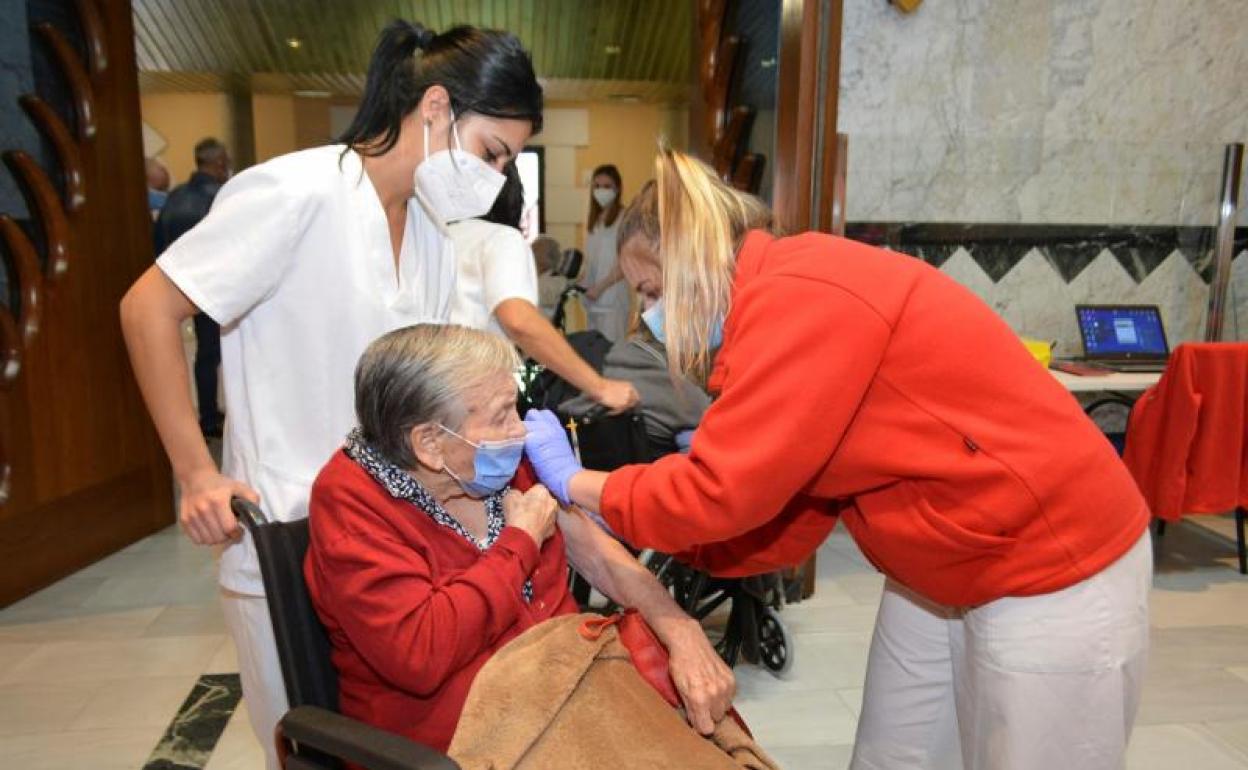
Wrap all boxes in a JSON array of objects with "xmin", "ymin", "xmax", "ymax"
[
  {"xmin": 600, "ymin": 274, "xmax": 891, "ymax": 560},
  {"xmin": 678, "ymin": 493, "xmax": 843, "ymax": 576},
  {"xmin": 307, "ymin": 481, "xmax": 540, "ymax": 697}
]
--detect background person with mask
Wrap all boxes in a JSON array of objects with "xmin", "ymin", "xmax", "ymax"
[
  {"xmin": 581, "ymin": 164, "xmax": 631, "ymax": 342},
  {"xmin": 524, "ymin": 149, "xmax": 1152, "ymax": 770},
  {"xmin": 145, "ymin": 156, "xmax": 170, "ymax": 219},
  {"xmin": 531, "ymin": 234, "xmax": 566, "ymax": 318},
  {"xmin": 153, "ymin": 137, "xmax": 232, "ymax": 437},
  {"xmin": 450, "ymin": 163, "xmax": 639, "ymax": 412},
  {"xmin": 120, "ymin": 20, "xmax": 543, "ymax": 768}
]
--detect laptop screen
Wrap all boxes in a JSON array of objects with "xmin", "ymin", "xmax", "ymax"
[{"xmin": 1077, "ymin": 305, "xmax": 1170, "ymax": 358}]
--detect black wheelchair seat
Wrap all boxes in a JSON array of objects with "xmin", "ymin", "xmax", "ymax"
[{"xmin": 231, "ymin": 498, "xmax": 458, "ymax": 770}]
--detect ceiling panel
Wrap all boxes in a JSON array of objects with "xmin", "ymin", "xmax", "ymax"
[{"xmin": 133, "ymin": 0, "xmax": 692, "ymax": 102}]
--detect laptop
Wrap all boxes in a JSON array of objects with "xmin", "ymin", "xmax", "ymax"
[{"xmin": 1075, "ymin": 304, "xmax": 1171, "ymax": 372}]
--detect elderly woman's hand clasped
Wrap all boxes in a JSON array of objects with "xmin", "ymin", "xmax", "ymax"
[
  {"xmin": 502, "ymin": 486, "xmax": 558, "ymax": 547},
  {"xmin": 522, "ymin": 409, "xmax": 584, "ymax": 505}
]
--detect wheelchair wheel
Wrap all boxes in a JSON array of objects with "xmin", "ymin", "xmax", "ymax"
[
  {"xmin": 757, "ymin": 607, "xmax": 793, "ymax": 677},
  {"xmin": 641, "ymin": 550, "xmax": 672, "ymax": 580}
]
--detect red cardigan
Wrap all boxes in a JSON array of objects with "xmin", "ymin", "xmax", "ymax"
[
  {"xmin": 1123, "ymin": 342, "xmax": 1248, "ymax": 521},
  {"xmin": 601, "ymin": 231, "xmax": 1149, "ymax": 607},
  {"xmin": 304, "ymin": 452, "xmax": 577, "ymax": 752}
]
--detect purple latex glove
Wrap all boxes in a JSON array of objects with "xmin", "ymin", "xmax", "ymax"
[{"xmin": 522, "ymin": 409, "xmax": 583, "ymax": 505}]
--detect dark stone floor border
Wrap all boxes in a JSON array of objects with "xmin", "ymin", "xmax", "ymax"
[{"xmin": 142, "ymin": 673, "xmax": 243, "ymax": 770}]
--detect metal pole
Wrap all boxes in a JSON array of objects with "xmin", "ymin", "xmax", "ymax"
[
  {"xmin": 1205, "ymin": 142, "xmax": 1243, "ymax": 342},
  {"xmin": 830, "ymin": 132, "xmax": 848, "ymax": 236}
]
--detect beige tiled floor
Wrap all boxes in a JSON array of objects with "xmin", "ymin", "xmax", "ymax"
[
  {"xmin": 1, "ymin": 517, "xmax": 1247, "ymax": 769},
  {"xmin": 0, "ymin": 527, "xmax": 231, "ymax": 767}
]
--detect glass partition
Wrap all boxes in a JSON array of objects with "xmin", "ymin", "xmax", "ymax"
[{"xmin": 1231, "ymin": 150, "xmax": 1248, "ymax": 341}]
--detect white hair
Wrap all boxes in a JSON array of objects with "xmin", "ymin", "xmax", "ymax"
[{"xmin": 354, "ymin": 324, "xmax": 520, "ymax": 467}]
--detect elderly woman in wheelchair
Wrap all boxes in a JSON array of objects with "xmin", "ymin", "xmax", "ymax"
[{"xmin": 303, "ymin": 323, "xmax": 738, "ymax": 757}]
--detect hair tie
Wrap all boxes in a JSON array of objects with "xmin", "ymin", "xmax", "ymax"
[{"xmin": 409, "ymin": 22, "xmax": 436, "ymax": 50}]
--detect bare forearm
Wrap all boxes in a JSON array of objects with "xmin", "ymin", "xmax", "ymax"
[
  {"xmin": 495, "ymin": 299, "xmax": 606, "ymax": 398},
  {"xmin": 120, "ymin": 268, "xmax": 217, "ymax": 482},
  {"xmin": 558, "ymin": 506, "xmax": 697, "ymax": 648},
  {"xmin": 568, "ymin": 469, "xmax": 608, "ymax": 513},
  {"xmin": 590, "ymin": 263, "xmax": 625, "ymax": 296},
  {"xmin": 602, "ymin": 546, "xmax": 700, "ymax": 648}
]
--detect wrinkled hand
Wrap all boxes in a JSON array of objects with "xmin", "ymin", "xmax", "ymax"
[
  {"xmin": 178, "ymin": 468, "xmax": 258, "ymax": 545},
  {"xmin": 666, "ymin": 620, "xmax": 736, "ymax": 735},
  {"xmin": 522, "ymin": 409, "xmax": 583, "ymax": 505},
  {"xmin": 503, "ymin": 485, "xmax": 558, "ymax": 546},
  {"xmin": 594, "ymin": 378, "xmax": 640, "ymax": 414}
]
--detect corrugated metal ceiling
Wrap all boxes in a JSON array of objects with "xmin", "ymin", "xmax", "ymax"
[{"xmin": 133, "ymin": 0, "xmax": 692, "ymax": 103}]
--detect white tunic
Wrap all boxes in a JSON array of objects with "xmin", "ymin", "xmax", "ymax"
[
  {"xmin": 447, "ymin": 218, "xmax": 538, "ymax": 339},
  {"xmin": 158, "ymin": 145, "xmax": 455, "ymax": 594},
  {"xmin": 582, "ymin": 217, "xmax": 630, "ymax": 342}
]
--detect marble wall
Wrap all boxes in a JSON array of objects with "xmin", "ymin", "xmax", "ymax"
[
  {"xmin": 839, "ymin": 0, "xmax": 1248, "ymax": 226},
  {"xmin": 837, "ymin": 0, "xmax": 1248, "ymax": 346}
]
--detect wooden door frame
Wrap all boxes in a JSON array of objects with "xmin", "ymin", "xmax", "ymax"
[
  {"xmin": 0, "ymin": 0, "xmax": 174, "ymax": 607},
  {"xmin": 773, "ymin": 0, "xmax": 843, "ymax": 234}
]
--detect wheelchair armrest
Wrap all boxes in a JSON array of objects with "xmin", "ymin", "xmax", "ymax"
[{"xmin": 281, "ymin": 705, "xmax": 460, "ymax": 770}]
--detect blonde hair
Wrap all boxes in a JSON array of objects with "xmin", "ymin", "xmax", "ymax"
[
  {"xmin": 355, "ymin": 324, "xmax": 520, "ymax": 468},
  {"xmin": 651, "ymin": 148, "xmax": 771, "ymax": 378}
]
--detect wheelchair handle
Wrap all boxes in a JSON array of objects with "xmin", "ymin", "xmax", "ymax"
[{"xmin": 230, "ymin": 496, "xmax": 269, "ymax": 532}]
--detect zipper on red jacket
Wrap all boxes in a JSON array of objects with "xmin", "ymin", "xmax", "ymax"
[{"xmin": 963, "ymin": 436, "xmax": 979, "ymax": 453}]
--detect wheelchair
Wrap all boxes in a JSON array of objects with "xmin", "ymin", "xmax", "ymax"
[
  {"xmin": 556, "ymin": 409, "xmax": 796, "ymax": 677},
  {"xmin": 231, "ymin": 498, "xmax": 459, "ymax": 770},
  {"xmin": 548, "ymin": 247, "xmax": 585, "ymax": 334}
]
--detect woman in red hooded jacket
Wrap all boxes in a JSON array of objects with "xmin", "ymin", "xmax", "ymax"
[{"xmin": 523, "ymin": 149, "xmax": 1152, "ymax": 770}]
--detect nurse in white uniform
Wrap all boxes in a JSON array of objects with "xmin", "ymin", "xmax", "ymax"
[
  {"xmin": 119, "ymin": 20, "xmax": 543, "ymax": 769},
  {"xmin": 582, "ymin": 164, "xmax": 632, "ymax": 343},
  {"xmin": 450, "ymin": 163, "xmax": 640, "ymax": 411}
]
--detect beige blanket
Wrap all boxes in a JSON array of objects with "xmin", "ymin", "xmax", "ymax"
[{"xmin": 449, "ymin": 613, "xmax": 779, "ymax": 770}]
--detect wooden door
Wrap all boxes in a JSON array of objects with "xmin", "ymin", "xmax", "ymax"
[
  {"xmin": 692, "ymin": 0, "xmax": 844, "ymax": 230},
  {"xmin": 0, "ymin": 0, "xmax": 173, "ymax": 606}
]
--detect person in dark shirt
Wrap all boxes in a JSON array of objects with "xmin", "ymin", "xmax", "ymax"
[
  {"xmin": 154, "ymin": 137, "xmax": 232, "ymax": 437},
  {"xmin": 145, "ymin": 157, "xmax": 170, "ymax": 219}
]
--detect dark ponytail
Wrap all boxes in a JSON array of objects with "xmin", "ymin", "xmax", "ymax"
[{"xmin": 339, "ymin": 20, "xmax": 543, "ymax": 157}]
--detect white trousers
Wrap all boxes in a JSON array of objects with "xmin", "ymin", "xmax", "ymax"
[
  {"xmin": 221, "ymin": 589, "xmax": 289, "ymax": 770},
  {"xmin": 850, "ymin": 531, "xmax": 1151, "ymax": 770}
]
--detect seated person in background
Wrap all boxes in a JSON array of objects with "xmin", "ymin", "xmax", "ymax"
[
  {"xmin": 531, "ymin": 234, "xmax": 568, "ymax": 319},
  {"xmin": 561, "ymin": 182, "xmax": 712, "ymax": 452},
  {"xmin": 449, "ymin": 163, "xmax": 638, "ymax": 412},
  {"xmin": 304, "ymin": 323, "xmax": 733, "ymax": 752}
]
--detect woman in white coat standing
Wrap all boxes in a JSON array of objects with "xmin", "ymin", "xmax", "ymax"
[
  {"xmin": 449, "ymin": 163, "xmax": 639, "ymax": 411},
  {"xmin": 581, "ymin": 164, "xmax": 632, "ymax": 342},
  {"xmin": 119, "ymin": 20, "xmax": 543, "ymax": 768}
]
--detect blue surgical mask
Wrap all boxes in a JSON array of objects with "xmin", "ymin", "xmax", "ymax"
[
  {"xmin": 438, "ymin": 425, "xmax": 525, "ymax": 497},
  {"xmin": 641, "ymin": 302, "xmax": 724, "ymax": 349}
]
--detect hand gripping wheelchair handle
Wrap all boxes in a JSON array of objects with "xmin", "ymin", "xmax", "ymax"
[{"xmin": 230, "ymin": 495, "xmax": 269, "ymax": 533}]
